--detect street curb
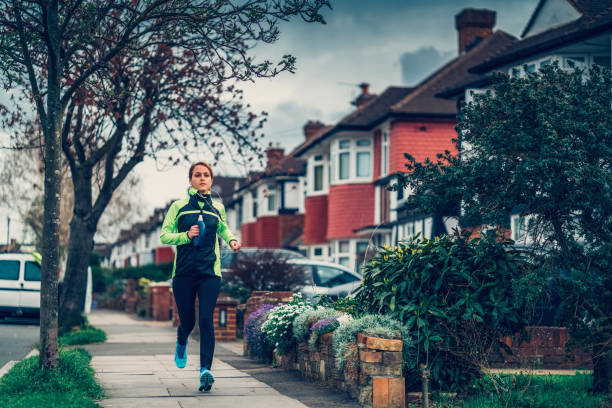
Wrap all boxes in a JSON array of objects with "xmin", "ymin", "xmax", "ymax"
[
  {"xmin": 0, "ymin": 349, "xmax": 39, "ymax": 380},
  {"xmin": 0, "ymin": 360, "xmax": 17, "ymax": 380}
]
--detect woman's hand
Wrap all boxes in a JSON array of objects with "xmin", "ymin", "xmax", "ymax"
[
  {"xmin": 230, "ymin": 240, "xmax": 241, "ymax": 252},
  {"xmin": 188, "ymin": 225, "xmax": 199, "ymax": 239}
]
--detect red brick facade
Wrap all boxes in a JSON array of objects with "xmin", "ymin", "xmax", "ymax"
[
  {"xmin": 254, "ymin": 215, "xmax": 280, "ymax": 247},
  {"xmin": 304, "ymin": 195, "xmax": 329, "ymax": 244},
  {"xmin": 327, "ymin": 183, "xmax": 375, "ymax": 240},
  {"xmin": 155, "ymin": 246, "xmax": 175, "ymax": 264},
  {"xmin": 241, "ymin": 214, "xmax": 304, "ymax": 248},
  {"xmin": 389, "ymin": 121, "xmax": 457, "ymax": 175}
]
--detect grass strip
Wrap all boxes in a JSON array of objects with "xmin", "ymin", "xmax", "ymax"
[
  {"xmin": 0, "ymin": 348, "xmax": 104, "ymax": 408},
  {"xmin": 59, "ymin": 325, "xmax": 107, "ymax": 346},
  {"xmin": 433, "ymin": 373, "xmax": 610, "ymax": 408}
]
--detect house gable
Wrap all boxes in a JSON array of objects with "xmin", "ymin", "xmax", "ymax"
[{"xmin": 522, "ymin": 0, "xmax": 581, "ymax": 38}]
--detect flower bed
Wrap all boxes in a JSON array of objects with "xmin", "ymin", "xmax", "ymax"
[{"xmin": 243, "ymin": 292, "xmax": 409, "ymax": 407}]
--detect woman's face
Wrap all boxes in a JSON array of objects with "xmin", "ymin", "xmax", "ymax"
[{"xmin": 190, "ymin": 165, "xmax": 213, "ymax": 193}]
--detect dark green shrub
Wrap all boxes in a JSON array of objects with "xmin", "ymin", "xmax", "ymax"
[
  {"xmin": 355, "ymin": 232, "xmax": 542, "ymax": 392},
  {"xmin": 227, "ymin": 250, "xmax": 306, "ymax": 291}
]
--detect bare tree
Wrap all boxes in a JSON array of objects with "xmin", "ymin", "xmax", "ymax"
[{"xmin": 0, "ymin": 0, "xmax": 330, "ymax": 368}]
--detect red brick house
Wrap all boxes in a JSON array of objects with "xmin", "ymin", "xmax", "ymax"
[
  {"xmin": 438, "ymin": 0, "xmax": 611, "ymax": 244},
  {"xmin": 292, "ymin": 8, "xmax": 516, "ymax": 272}
]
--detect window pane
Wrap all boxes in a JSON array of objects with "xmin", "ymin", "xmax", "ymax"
[
  {"xmin": 267, "ymin": 194, "xmax": 275, "ymax": 211},
  {"xmin": 338, "ymin": 240, "xmax": 349, "ymax": 253},
  {"xmin": 356, "ymin": 139, "xmax": 370, "ymax": 147},
  {"xmin": 314, "ymin": 165, "xmax": 323, "ymax": 191},
  {"xmin": 338, "ymin": 257, "xmax": 350, "ymax": 267},
  {"xmin": 314, "ymin": 247, "xmax": 323, "ymax": 256},
  {"xmin": 563, "ymin": 56, "xmax": 585, "ymax": 69},
  {"xmin": 315, "ymin": 266, "xmax": 359, "ymax": 287},
  {"xmin": 356, "ymin": 152, "xmax": 371, "ymax": 177},
  {"xmin": 525, "ymin": 64, "xmax": 536, "ymax": 74},
  {"xmin": 397, "ymin": 185, "xmax": 404, "ymax": 200},
  {"xmin": 594, "ymin": 56, "xmax": 610, "ymax": 67},
  {"xmin": 540, "ymin": 59, "xmax": 551, "ymax": 67},
  {"xmin": 0, "ymin": 260, "xmax": 19, "ymax": 280},
  {"xmin": 339, "ymin": 152, "xmax": 349, "ymax": 180},
  {"xmin": 25, "ymin": 261, "xmax": 41, "ymax": 282},
  {"xmin": 339, "ymin": 140, "xmax": 350, "ymax": 149},
  {"xmin": 314, "ymin": 155, "xmax": 323, "ymax": 161}
]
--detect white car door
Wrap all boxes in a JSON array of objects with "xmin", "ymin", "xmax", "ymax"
[
  {"xmin": 0, "ymin": 259, "xmax": 21, "ymax": 312},
  {"xmin": 20, "ymin": 260, "xmax": 41, "ymax": 309}
]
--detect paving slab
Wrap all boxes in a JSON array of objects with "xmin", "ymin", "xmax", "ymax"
[{"xmin": 85, "ymin": 310, "xmax": 352, "ymax": 407}]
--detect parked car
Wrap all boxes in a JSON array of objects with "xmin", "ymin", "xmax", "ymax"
[
  {"xmin": 0, "ymin": 252, "xmax": 41, "ymax": 318},
  {"xmin": 220, "ymin": 247, "xmax": 305, "ymax": 276},
  {"xmin": 287, "ymin": 259, "xmax": 362, "ymax": 300}
]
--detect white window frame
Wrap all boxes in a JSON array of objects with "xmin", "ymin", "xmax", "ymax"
[
  {"xmin": 307, "ymin": 153, "xmax": 329, "ymax": 196},
  {"xmin": 381, "ymin": 130, "xmax": 389, "ymax": 177},
  {"xmin": 330, "ymin": 137, "xmax": 373, "ymax": 184},
  {"xmin": 355, "ymin": 138, "xmax": 372, "ymax": 178}
]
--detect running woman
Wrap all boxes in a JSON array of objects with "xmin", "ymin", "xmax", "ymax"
[{"xmin": 160, "ymin": 161, "xmax": 241, "ymax": 392}]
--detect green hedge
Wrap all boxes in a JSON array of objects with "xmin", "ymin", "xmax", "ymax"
[{"xmin": 355, "ymin": 232, "xmax": 543, "ymax": 392}]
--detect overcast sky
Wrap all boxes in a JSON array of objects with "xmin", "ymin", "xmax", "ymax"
[
  {"xmin": 135, "ymin": 0, "xmax": 538, "ymax": 219},
  {"xmin": 1, "ymin": 0, "xmax": 540, "ymax": 243}
]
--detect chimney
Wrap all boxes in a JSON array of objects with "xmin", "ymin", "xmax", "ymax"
[
  {"xmin": 303, "ymin": 120, "xmax": 326, "ymax": 142},
  {"xmin": 455, "ymin": 8, "xmax": 496, "ymax": 54},
  {"xmin": 352, "ymin": 82, "xmax": 376, "ymax": 108},
  {"xmin": 266, "ymin": 146, "xmax": 284, "ymax": 171}
]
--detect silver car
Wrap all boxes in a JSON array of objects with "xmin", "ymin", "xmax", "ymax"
[{"xmin": 288, "ymin": 259, "xmax": 362, "ymax": 300}]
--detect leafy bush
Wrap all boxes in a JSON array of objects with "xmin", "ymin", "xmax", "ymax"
[
  {"xmin": 355, "ymin": 233, "xmax": 542, "ymax": 391},
  {"xmin": 315, "ymin": 294, "xmax": 364, "ymax": 317},
  {"xmin": 220, "ymin": 281, "xmax": 251, "ymax": 304},
  {"xmin": 227, "ymin": 250, "xmax": 307, "ymax": 291},
  {"xmin": 292, "ymin": 306, "xmax": 344, "ymax": 343},
  {"xmin": 244, "ymin": 304, "xmax": 276, "ymax": 362},
  {"xmin": 332, "ymin": 314, "xmax": 411, "ymax": 373},
  {"xmin": 0, "ymin": 348, "xmax": 103, "ymax": 408},
  {"xmin": 261, "ymin": 294, "xmax": 313, "ymax": 354}
]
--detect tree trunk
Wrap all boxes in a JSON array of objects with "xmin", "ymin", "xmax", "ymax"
[
  {"xmin": 592, "ymin": 344, "xmax": 612, "ymax": 394},
  {"xmin": 39, "ymin": 1, "xmax": 61, "ymax": 370},
  {"xmin": 59, "ymin": 211, "xmax": 96, "ymax": 335},
  {"xmin": 39, "ymin": 134, "xmax": 61, "ymax": 368}
]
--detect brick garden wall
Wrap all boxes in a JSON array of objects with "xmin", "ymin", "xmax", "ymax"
[{"xmin": 271, "ymin": 332, "xmax": 405, "ymax": 408}]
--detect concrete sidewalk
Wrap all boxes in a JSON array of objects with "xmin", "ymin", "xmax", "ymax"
[{"xmin": 84, "ymin": 309, "xmax": 356, "ymax": 408}]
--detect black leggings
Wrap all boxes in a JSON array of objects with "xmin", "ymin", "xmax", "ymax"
[{"xmin": 172, "ymin": 274, "xmax": 221, "ymax": 370}]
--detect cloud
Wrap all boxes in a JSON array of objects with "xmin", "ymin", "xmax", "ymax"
[{"xmin": 400, "ymin": 47, "xmax": 455, "ymax": 86}]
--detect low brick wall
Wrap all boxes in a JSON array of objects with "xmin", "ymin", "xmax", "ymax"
[
  {"xmin": 148, "ymin": 282, "xmax": 171, "ymax": 321},
  {"xmin": 271, "ymin": 332, "xmax": 405, "ymax": 408},
  {"xmin": 492, "ymin": 326, "xmax": 592, "ymax": 369},
  {"xmin": 171, "ymin": 290, "xmax": 240, "ymax": 341}
]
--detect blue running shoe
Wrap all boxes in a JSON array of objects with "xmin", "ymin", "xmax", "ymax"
[
  {"xmin": 174, "ymin": 339, "xmax": 187, "ymax": 368},
  {"xmin": 199, "ymin": 368, "xmax": 214, "ymax": 392}
]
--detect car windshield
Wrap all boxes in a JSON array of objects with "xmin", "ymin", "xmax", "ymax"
[{"xmin": 314, "ymin": 265, "xmax": 360, "ymax": 288}]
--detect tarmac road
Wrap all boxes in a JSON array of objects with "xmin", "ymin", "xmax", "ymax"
[{"xmin": 0, "ymin": 316, "xmax": 39, "ymax": 369}]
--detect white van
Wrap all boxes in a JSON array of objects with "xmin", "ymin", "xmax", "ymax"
[{"xmin": 0, "ymin": 252, "xmax": 41, "ymax": 317}]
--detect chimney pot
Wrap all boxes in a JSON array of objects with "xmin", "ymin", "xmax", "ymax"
[
  {"xmin": 353, "ymin": 82, "xmax": 376, "ymax": 108},
  {"xmin": 455, "ymin": 8, "xmax": 496, "ymax": 54},
  {"xmin": 303, "ymin": 120, "xmax": 326, "ymax": 142},
  {"xmin": 266, "ymin": 147, "xmax": 284, "ymax": 171}
]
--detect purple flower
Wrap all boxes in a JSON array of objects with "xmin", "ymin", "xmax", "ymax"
[
  {"xmin": 244, "ymin": 304, "xmax": 277, "ymax": 359},
  {"xmin": 311, "ymin": 316, "xmax": 339, "ymax": 335}
]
